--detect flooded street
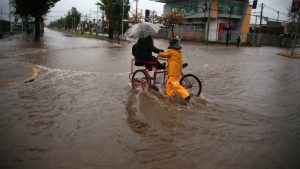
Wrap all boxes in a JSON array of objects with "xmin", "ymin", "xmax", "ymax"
[{"xmin": 0, "ymin": 28, "xmax": 300, "ymax": 169}]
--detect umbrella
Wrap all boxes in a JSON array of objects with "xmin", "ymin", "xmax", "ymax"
[{"xmin": 125, "ymin": 22, "xmax": 162, "ymax": 38}]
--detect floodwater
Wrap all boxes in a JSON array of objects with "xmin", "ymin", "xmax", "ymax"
[{"xmin": 0, "ymin": 28, "xmax": 299, "ymax": 169}]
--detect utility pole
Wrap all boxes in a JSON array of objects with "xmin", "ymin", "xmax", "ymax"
[
  {"xmin": 258, "ymin": 3, "xmax": 264, "ymax": 46},
  {"xmin": 121, "ymin": 0, "xmax": 124, "ymax": 38},
  {"xmin": 226, "ymin": 7, "xmax": 232, "ymax": 46},
  {"xmin": 97, "ymin": 5, "xmax": 99, "ymax": 22},
  {"xmin": 73, "ymin": 15, "xmax": 76, "ymax": 32},
  {"xmin": 252, "ymin": 15, "xmax": 258, "ymax": 46},
  {"xmin": 89, "ymin": 8, "xmax": 92, "ymax": 34},
  {"xmin": 8, "ymin": 0, "xmax": 13, "ymax": 33},
  {"xmin": 206, "ymin": 0, "xmax": 211, "ymax": 45},
  {"xmin": 291, "ymin": 12, "xmax": 299, "ymax": 56},
  {"xmin": 135, "ymin": 0, "xmax": 138, "ymax": 23},
  {"xmin": 276, "ymin": 11, "xmax": 279, "ymax": 26},
  {"xmin": 97, "ymin": 6, "xmax": 99, "ymax": 35},
  {"xmin": 152, "ymin": 10, "xmax": 155, "ymax": 23}
]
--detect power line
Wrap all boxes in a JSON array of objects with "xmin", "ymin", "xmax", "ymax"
[{"xmin": 255, "ymin": 3, "xmax": 289, "ymax": 15}]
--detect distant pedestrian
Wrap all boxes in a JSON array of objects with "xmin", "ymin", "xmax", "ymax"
[{"xmin": 237, "ymin": 35, "xmax": 241, "ymax": 47}]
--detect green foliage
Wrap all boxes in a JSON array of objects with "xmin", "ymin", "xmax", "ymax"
[
  {"xmin": 12, "ymin": 0, "xmax": 60, "ymax": 17},
  {"xmin": 96, "ymin": 0, "xmax": 130, "ymax": 38},
  {"xmin": 65, "ymin": 7, "xmax": 81, "ymax": 30},
  {"xmin": 48, "ymin": 17, "xmax": 66, "ymax": 29},
  {"xmin": 162, "ymin": 12, "xmax": 185, "ymax": 38},
  {"xmin": 48, "ymin": 7, "xmax": 81, "ymax": 31},
  {"xmin": 12, "ymin": 0, "xmax": 60, "ymax": 38}
]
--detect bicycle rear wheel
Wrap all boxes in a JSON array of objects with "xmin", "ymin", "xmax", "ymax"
[
  {"xmin": 180, "ymin": 74, "xmax": 202, "ymax": 96},
  {"xmin": 132, "ymin": 70, "xmax": 150, "ymax": 90}
]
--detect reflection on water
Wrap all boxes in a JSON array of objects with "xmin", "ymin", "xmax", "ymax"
[{"xmin": 0, "ymin": 28, "xmax": 299, "ymax": 169}]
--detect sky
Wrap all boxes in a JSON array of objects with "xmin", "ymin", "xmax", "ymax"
[
  {"xmin": 46, "ymin": 0, "xmax": 293, "ymax": 24},
  {"xmin": 46, "ymin": 0, "xmax": 164, "ymax": 24}
]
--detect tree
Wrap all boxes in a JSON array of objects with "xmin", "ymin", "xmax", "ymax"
[
  {"xmin": 12, "ymin": 0, "xmax": 60, "ymax": 39},
  {"xmin": 48, "ymin": 17, "xmax": 66, "ymax": 30},
  {"xmin": 97, "ymin": 0, "xmax": 130, "ymax": 39},
  {"xmin": 65, "ymin": 7, "xmax": 81, "ymax": 31},
  {"xmin": 162, "ymin": 12, "xmax": 185, "ymax": 38},
  {"xmin": 149, "ymin": 10, "xmax": 163, "ymax": 24},
  {"xmin": 128, "ymin": 11, "xmax": 143, "ymax": 24}
]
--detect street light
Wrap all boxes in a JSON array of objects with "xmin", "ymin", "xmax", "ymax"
[
  {"xmin": 9, "ymin": 0, "xmax": 13, "ymax": 33},
  {"xmin": 226, "ymin": 7, "xmax": 233, "ymax": 46},
  {"xmin": 121, "ymin": 0, "xmax": 124, "ymax": 38}
]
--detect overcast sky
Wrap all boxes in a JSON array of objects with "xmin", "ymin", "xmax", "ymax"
[
  {"xmin": 46, "ymin": 0, "xmax": 164, "ymax": 23},
  {"xmin": 46, "ymin": 0, "xmax": 293, "ymax": 24}
]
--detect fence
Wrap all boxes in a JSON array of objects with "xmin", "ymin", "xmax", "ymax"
[
  {"xmin": 156, "ymin": 25, "xmax": 206, "ymax": 41},
  {"xmin": 156, "ymin": 25, "xmax": 299, "ymax": 47}
]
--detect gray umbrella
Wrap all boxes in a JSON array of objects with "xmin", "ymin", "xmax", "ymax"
[{"xmin": 125, "ymin": 22, "xmax": 162, "ymax": 38}]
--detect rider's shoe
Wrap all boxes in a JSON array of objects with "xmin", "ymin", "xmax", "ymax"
[
  {"xmin": 184, "ymin": 95, "xmax": 191, "ymax": 102},
  {"xmin": 182, "ymin": 63, "xmax": 188, "ymax": 68}
]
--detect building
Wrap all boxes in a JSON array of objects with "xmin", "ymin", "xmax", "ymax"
[
  {"xmin": 153, "ymin": 0, "xmax": 252, "ymax": 43},
  {"xmin": 0, "ymin": 0, "xmax": 12, "ymax": 36}
]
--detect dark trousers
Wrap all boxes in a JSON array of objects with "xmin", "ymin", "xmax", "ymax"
[{"xmin": 145, "ymin": 56, "xmax": 165, "ymax": 69}]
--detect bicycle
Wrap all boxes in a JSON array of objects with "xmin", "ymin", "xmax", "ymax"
[{"xmin": 129, "ymin": 57, "xmax": 202, "ymax": 96}]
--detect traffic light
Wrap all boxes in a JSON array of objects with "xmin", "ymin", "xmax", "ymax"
[
  {"xmin": 113, "ymin": 3, "xmax": 121, "ymax": 16},
  {"xmin": 252, "ymin": 0, "xmax": 258, "ymax": 9},
  {"xmin": 145, "ymin": 9, "xmax": 150, "ymax": 22}
]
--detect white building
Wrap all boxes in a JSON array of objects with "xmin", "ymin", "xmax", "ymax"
[
  {"xmin": 153, "ymin": 0, "xmax": 252, "ymax": 42},
  {"xmin": 0, "ymin": 0, "xmax": 11, "ymax": 21},
  {"xmin": 0, "ymin": 0, "xmax": 13, "ymax": 34}
]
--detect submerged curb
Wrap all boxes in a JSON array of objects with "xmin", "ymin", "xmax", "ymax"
[
  {"xmin": 22, "ymin": 64, "xmax": 39, "ymax": 83},
  {"xmin": 277, "ymin": 53, "xmax": 300, "ymax": 59},
  {"xmin": 0, "ymin": 63, "xmax": 39, "ymax": 86}
]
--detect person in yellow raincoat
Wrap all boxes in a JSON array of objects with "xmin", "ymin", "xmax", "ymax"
[{"xmin": 158, "ymin": 39, "xmax": 191, "ymax": 101}]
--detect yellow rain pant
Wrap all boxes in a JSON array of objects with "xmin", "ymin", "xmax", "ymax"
[{"xmin": 166, "ymin": 76, "xmax": 190, "ymax": 99}]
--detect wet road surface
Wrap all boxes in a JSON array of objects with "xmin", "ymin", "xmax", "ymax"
[{"xmin": 0, "ymin": 28, "xmax": 300, "ymax": 169}]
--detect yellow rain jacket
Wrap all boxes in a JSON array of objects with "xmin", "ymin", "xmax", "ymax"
[
  {"xmin": 158, "ymin": 48, "xmax": 189, "ymax": 99},
  {"xmin": 158, "ymin": 49, "xmax": 183, "ymax": 76}
]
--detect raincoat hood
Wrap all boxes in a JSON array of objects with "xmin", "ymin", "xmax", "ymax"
[{"xmin": 168, "ymin": 39, "xmax": 181, "ymax": 50}]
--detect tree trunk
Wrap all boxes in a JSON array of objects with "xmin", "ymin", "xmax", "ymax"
[
  {"xmin": 108, "ymin": 14, "xmax": 113, "ymax": 39},
  {"xmin": 171, "ymin": 29, "xmax": 174, "ymax": 39},
  {"xmin": 34, "ymin": 16, "xmax": 41, "ymax": 40}
]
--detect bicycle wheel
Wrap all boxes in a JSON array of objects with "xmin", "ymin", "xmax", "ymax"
[
  {"xmin": 132, "ymin": 70, "xmax": 150, "ymax": 90},
  {"xmin": 180, "ymin": 74, "xmax": 202, "ymax": 96}
]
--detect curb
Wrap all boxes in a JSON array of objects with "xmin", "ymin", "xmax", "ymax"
[
  {"xmin": 22, "ymin": 64, "xmax": 39, "ymax": 83},
  {"xmin": 277, "ymin": 53, "xmax": 300, "ymax": 59}
]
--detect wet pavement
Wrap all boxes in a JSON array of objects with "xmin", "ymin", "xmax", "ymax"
[
  {"xmin": 0, "ymin": 28, "xmax": 300, "ymax": 169},
  {"xmin": 0, "ymin": 63, "xmax": 38, "ymax": 86}
]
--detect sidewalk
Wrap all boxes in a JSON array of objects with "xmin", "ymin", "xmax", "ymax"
[
  {"xmin": 0, "ymin": 63, "xmax": 38, "ymax": 86},
  {"xmin": 277, "ymin": 52, "xmax": 300, "ymax": 59}
]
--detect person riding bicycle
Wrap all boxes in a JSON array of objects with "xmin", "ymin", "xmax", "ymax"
[
  {"xmin": 158, "ymin": 39, "xmax": 191, "ymax": 102},
  {"xmin": 132, "ymin": 35, "xmax": 166, "ymax": 69}
]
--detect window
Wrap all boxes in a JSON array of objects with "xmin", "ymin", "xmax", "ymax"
[
  {"xmin": 171, "ymin": 0, "xmax": 198, "ymax": 14},
  {"xmin": 218, "ymin": 0, "xmax": 243, "ymax": 16}
]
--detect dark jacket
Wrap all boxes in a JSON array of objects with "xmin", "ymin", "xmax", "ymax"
[{"xmin": 138, "ymin": 36, "xmax": 163, "ymax": 61}]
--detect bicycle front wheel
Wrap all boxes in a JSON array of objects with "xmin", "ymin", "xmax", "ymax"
[
  {"xmin": 132, "ymin": 70, "xmax": 150, "ymax": 90},
  {"xmin": 180, "ymin": 74, "xmax": 202, "ymax": 96}
]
